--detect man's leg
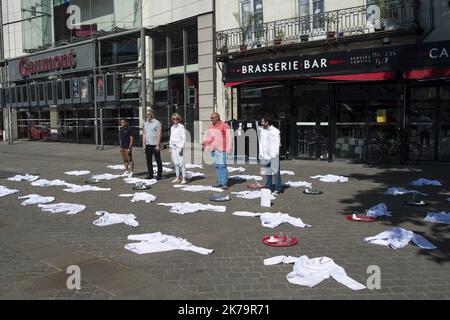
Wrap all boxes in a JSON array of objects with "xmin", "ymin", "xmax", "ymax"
[
  {"xmin": 220, "ymin": 152, "xmax": 228, "ymax": 186},
  {"xmin": 212, "ymin": 151, "xmax": 220, "ymax": 185},
  {"xmin": 154, "ymin": 147, "xmax": 163, "ymax": 178},
  {"xmin": 263, "ymin": 161, "xmax": 272, "ymax": 190},
  {"xmin": 145, "ymin": 145, "xmax": 155, "ymax": 179},
  {"xmin": 120, "ymin": 149, "xmax": 129, "ymax": 172},
  {"xmin": 171, "ymin": 149, "xmax": 180, "ymax": 178},
  {"xmin": 272, "ymin": 157, "xmax": 282, "ymax": 192},
  {"xmin": 127, "ymin": 150, "xmax": 134, "ymax": 174}
]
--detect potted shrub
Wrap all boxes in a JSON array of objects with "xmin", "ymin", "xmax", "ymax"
[
  {"xmin": 273, "ymin": 30, "xmax": 285, "ymax": 45},
  {"xmin": 233, "ymin": 12, "xmax": 255, "ymax": 51},
  {"xmin": 300, "ymin": 34, "xmax": 309, "ymax": 42},
  {"xmin": 319, "ymin": 13, "xmax": 338, "ymax": 40}
]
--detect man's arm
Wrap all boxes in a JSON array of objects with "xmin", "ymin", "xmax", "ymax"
[
  {"xmin": 142, "ymin": 126, "xmax": 146, "ymax": 148},
  {"xmin": 156, "ymin": 122, "xmax": 162, "ymax": 151},
  {"xmin": 129, "ymin": 134, "xmax": 134, "ymax": 150}
]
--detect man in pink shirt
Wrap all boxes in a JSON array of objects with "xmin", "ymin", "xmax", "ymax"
[{"xmin": 202, "ymin": 112, "xmax": 232, "ymax": 189}]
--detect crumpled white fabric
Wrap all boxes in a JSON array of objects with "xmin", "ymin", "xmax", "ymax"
[
  {"xmin": 227, "ymin": 167, "xmax": 246, "ymax": 173},
  {"xmin": 123, "ymin": 177, "xmax": 158, "ymax": 186},
  {"xmin": 280, "ymin": 170, "xmax": 295, "ymax": 176},
  {"xmin": 364, "ymin": 227, "xmax": 436, "ymax": 249},
  {"xmin": 284, "ymin": 181, "xmax": 313, "ymax": 188},
  {"xmin": 92, "ymin": 173, "xmax": 126, "ymax": 181},
  {"xmin": 185, "ymin": 171, "xmax": 206, "ymax": 179},
  {"xmin": 264, "ymin": 255, "xmax": 366, "ymax": 291},
  {"xmin": 38, "ymin": 203, "xmax": 86, "ymax": 215},
  {"xmin": 410, "ymin": 178, "xmax": 442, "ymax": 187},
  {"xmin": 155, "ymin": 167, "xmax": 173, "ymax": 173},
  {"xmin": 366, "ymin": 203, "xmax": 392, "ymax": 218},
  {"xmin": 0, "ymin": 186, "xmax": 19, "ymax": 198},
  {"xmin": 384, "ymin": 187, "xmax": 427, "ymax": 196},
  {"xmin": 8, "ymin": 174, "xmax": 40, "ymax": 182},
  {"xmin": 185, "ymin": 163, "xmax": 204, "ymax": 169},
  {"xmin": 107, "ymin": 164, "xmax": 125, "ymax": 170},
  {"xmin": 64, "ymin": 170, "xmax": 91, "ymax": 176},
  {"xmin": 231, "ymin": 190, "xmax": 276, "ymax": 200},
  {"xmin": 18, "ymin": 194, "xmax": 55, "ymax": 206},
  {"xmin": 118, "ymin": 192, "xmax": 157, "ymax": 203},
  {"xmin": 125, "ymin": 232, "xmax": 214, "ymax": 255},
  {"xmin": 310, "ymin": 175, "xmax": 348, "ymax": 183},
  {"xmin": 424, "ymin": 212, "xmax": 450, "ymax": 225},
  {"xmin": 232, "ymin": 211, "xmax": 311, "ymax": 228},
  {"xmin": 63, "ymin": 185, "xmax": 111, "ymax": 193},
  {"xmin": 158, "ymin": 202, "xmax": 226, "ymax": 214},
  {"xmin": 93, "ymin": 211, "xmax": 139, "ymax": 227},
  {"xmin": 229, "ymin": 175, "xmax": 263, "ymax": 181},
  {"xmin": 31, "ymin": 179, "xmax": 77, "ymax": 188},
  {"xmin": 174, "ymin": 185, "xmax": 224, "ymax": 192}
]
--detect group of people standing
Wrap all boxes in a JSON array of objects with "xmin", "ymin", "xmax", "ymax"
[{"xmin": 119, "ymin": 110, "xmax": 282, "ymax": 195}]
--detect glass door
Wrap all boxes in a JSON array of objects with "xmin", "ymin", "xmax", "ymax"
[{"xmin": 293, "ymin": 85, "xmax": 329, "ymax": 159}]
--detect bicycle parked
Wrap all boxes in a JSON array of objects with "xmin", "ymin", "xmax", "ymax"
[{"xmin": 361, "ymin": 130, "xmax": 422, "ymax": 164}]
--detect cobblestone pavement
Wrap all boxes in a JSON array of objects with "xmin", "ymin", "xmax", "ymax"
[{"xmin": 0, "ymin": 141, "xmax": 449, "ymax": 300}]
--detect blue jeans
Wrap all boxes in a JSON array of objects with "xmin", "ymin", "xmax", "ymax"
[
  {"xmin": 262, "ymin": 158, "xmax": 282, "ymax": 192},
  {"xmin": 212, "ymin": 150, "xmax": 228, "ymax": 186}
]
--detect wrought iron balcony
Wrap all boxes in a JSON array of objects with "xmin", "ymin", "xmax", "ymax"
[{"xmin": 216, "ymin": 0, "xmax": 420, "ymax": 53}]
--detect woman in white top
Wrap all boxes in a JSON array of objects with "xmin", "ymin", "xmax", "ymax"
[{"xmin": 169, "ymin": 113, "xmax": 187, "ymax": 184}]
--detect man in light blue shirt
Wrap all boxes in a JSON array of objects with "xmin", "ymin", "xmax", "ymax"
[{"xmin": 143, "ymin": 109, "xmax": 163, "ymax": 180}]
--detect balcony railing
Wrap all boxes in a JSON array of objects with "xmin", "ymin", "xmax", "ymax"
[{"xmin": 216, "ymin": 0, "xmax": 420, "ymax": 53}]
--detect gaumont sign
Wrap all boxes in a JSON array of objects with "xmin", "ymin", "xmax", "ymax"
[
  {"xmin": 18, "ymin": 49, "xmax": 77, "ymax": 78},
  {"xmin": 223, "ymin": 40, "xmax": 450, "ymax": 83},
  {"xmin": 8, "ymin": 43, "xmax": 95, "ymax": 82}
]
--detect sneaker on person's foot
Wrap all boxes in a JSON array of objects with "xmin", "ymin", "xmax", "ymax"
[
  {"xmin": 171, "ymin": 178, "xmax": 180, "ymax": 183},
  {"xmin": 213, "ymin": 184, "xmax": 222, "ymax": 188},
  {"xmin": 272, "ymin": 191, "xmax": 280, "ymax": 196},
  {"xmin": 180, "ymin": 179, "xmax": 188, "ymax": 185},
  {"xmin": 221, "ymin": 185, "xmax": 228, "ymax": 190},
  {"xmin": 156, "ymin": 176, "xmax": 162, "ymax": 181},
  {"xmin": 128, "ymin": 171, "xmax": 133, "ymax": 178},
  {"xmin": 123, "ymin": 171, "xmax": 129, "ymax": 176}
]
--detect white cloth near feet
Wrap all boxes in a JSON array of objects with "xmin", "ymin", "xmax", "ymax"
[
  {"xmin": 364, "ymin": 227, "xmax": 436, "ymax": 249},
  {"xmin": 284, "ymin": 181, "xmax": 313, "ymax": 188},
  {"xmin": 174, "ymin": 185, "xmax": 224, "ymax": 192},
  {"xmin": 8, "ymin": 174, "xmax": 40, "ymax": 182},
  {"xmin": 366, "ymin": 203, "xmax": 392, "ymax": 218},
  {"xmin": 229, "ymin": 175, "xmax": 263, "ymax": 181},
  {"xmin": 118, "ymin": 192, "xmax": 157, "ymax": 203},
  {"xmin": 64, "ymin": 171, "xmax": 91, "ymax": 176},
  {"xmin": 93, "ymin": 211, "xmax": 139, "ymax": 227},
  {"xmin": 92, "ymin": 173, "xmax": 126, "ymax": 181},
  {"xmin": 18, "ymin": 194, "xmax": 55, "ymax": 206},
  {"xmin": 227, "ymin": 167, "xmax": 246, "ymax": 173},
  {"xmin": 410, "ymin": 178, "xmax": 442, "ymax": 187},
  {"xmin": 107, "ymin": 165, "xmax": 125, "ymax": 170},
  {"xmin": 280, "ymin": 170, "xmax": 295, "ymax": 176},
  {"xmin": 123, "ymin": 177, "xmax": 158, "ymax": 186},
  {"xmin": 125, "ymin": 232, "xmax": 214, "ymax": 255},
  {"xmin": 232, "ymin": 211, "xmax": 311, "ymax": 228},
  {"xmin": 157, "ymin": 202, "xmax": 226, "ymax": 214},
  {"xmin": 384, "ymin": 187, "xmax": 427, "ymax": 196},
  {"xmin": 0, "ymin": 186, "xmax": 19, "ymax": 197},
  {"xmin": 231, "ymin": 191, "xmax": 276, "ymax": 200},
  {"xmin": 424, "ymin": 212, "xmax": 450, "ymax": 225},
  {"xmin": 185, "ymin": 163, "xmax": 204, "ymax": 169},
  {"xmin": 185, "ymin": 171, "xmax": 206, "ymax": 179},
  {"xmin": 310, "ymin": 175, "xmax": 348, "ymax": 183},
  {"xmin": 264, "ymin": 255, "xmax": 366, "ymax": 291},
  {"xmin": 38, "ymin": 203, "xmax": 86, "ymax": 215}
]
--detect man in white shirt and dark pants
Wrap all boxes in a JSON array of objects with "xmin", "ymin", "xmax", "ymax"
[{"xmin": 259, "ymin": 114, "xmax": 282, "ymax": 195}]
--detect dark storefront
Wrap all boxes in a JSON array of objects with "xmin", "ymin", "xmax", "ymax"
[
  {"xmin": 4, "ymin": 31, "xmax": 142, "ymax": 146},
  {"xmin": 223, "ymin": 41, "xmax": 450, "ymax": 162}
]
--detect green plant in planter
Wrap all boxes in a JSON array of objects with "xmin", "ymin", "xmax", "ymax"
[
  {"xmin": 233, "ymin": 11, "xmax": 255, "ymax": 50},
  {"xmin": 273, "ymin": 30, "xmax": 285, "ymax": 45}
]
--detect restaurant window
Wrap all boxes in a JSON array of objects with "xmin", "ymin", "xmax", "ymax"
[
  {"xmin": 101, "ymin": 41, "xmax": 114, "ymax": 66},
  {"xmin": 16, "ymin": 87, "xmax": 22, "ymax": 104},
  {"xmin": 22, "ymin": 86, "xmax": 28, "ymax": 103},
  {"xmin": 186, "ymin": 25, "xmax": 198, "ymax": 65},
  {"xmin": 169, "ymin": 30, "xmax": 183, "ymax": 68},
  {"xmin": 153, "ymin": 34, "xmax": 167, "ymax": 70},
  {"xmin": 47, "ymin": 82, "xmax": 53, "ymax": 101},
  {"xmin": 121, "ymin": 77, "xmax": 140, "ymax": 100}
]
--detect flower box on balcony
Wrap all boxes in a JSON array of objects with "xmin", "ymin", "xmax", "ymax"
[
  {"xmin": 240, "ymin": 44, "xmax": 247, "ymax": 51},
  {"xmin": 326, "ymin": 31, "xmax": 336, "ymax": 40}
]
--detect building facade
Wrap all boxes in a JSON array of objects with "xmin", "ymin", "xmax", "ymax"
[
  {"xmin": 1, "ymin": 0, "xmax": 215, "ymax": 146},
  {"xmin": 215, "ymin": 0, "xmax": 450, "ymax": 162}
]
